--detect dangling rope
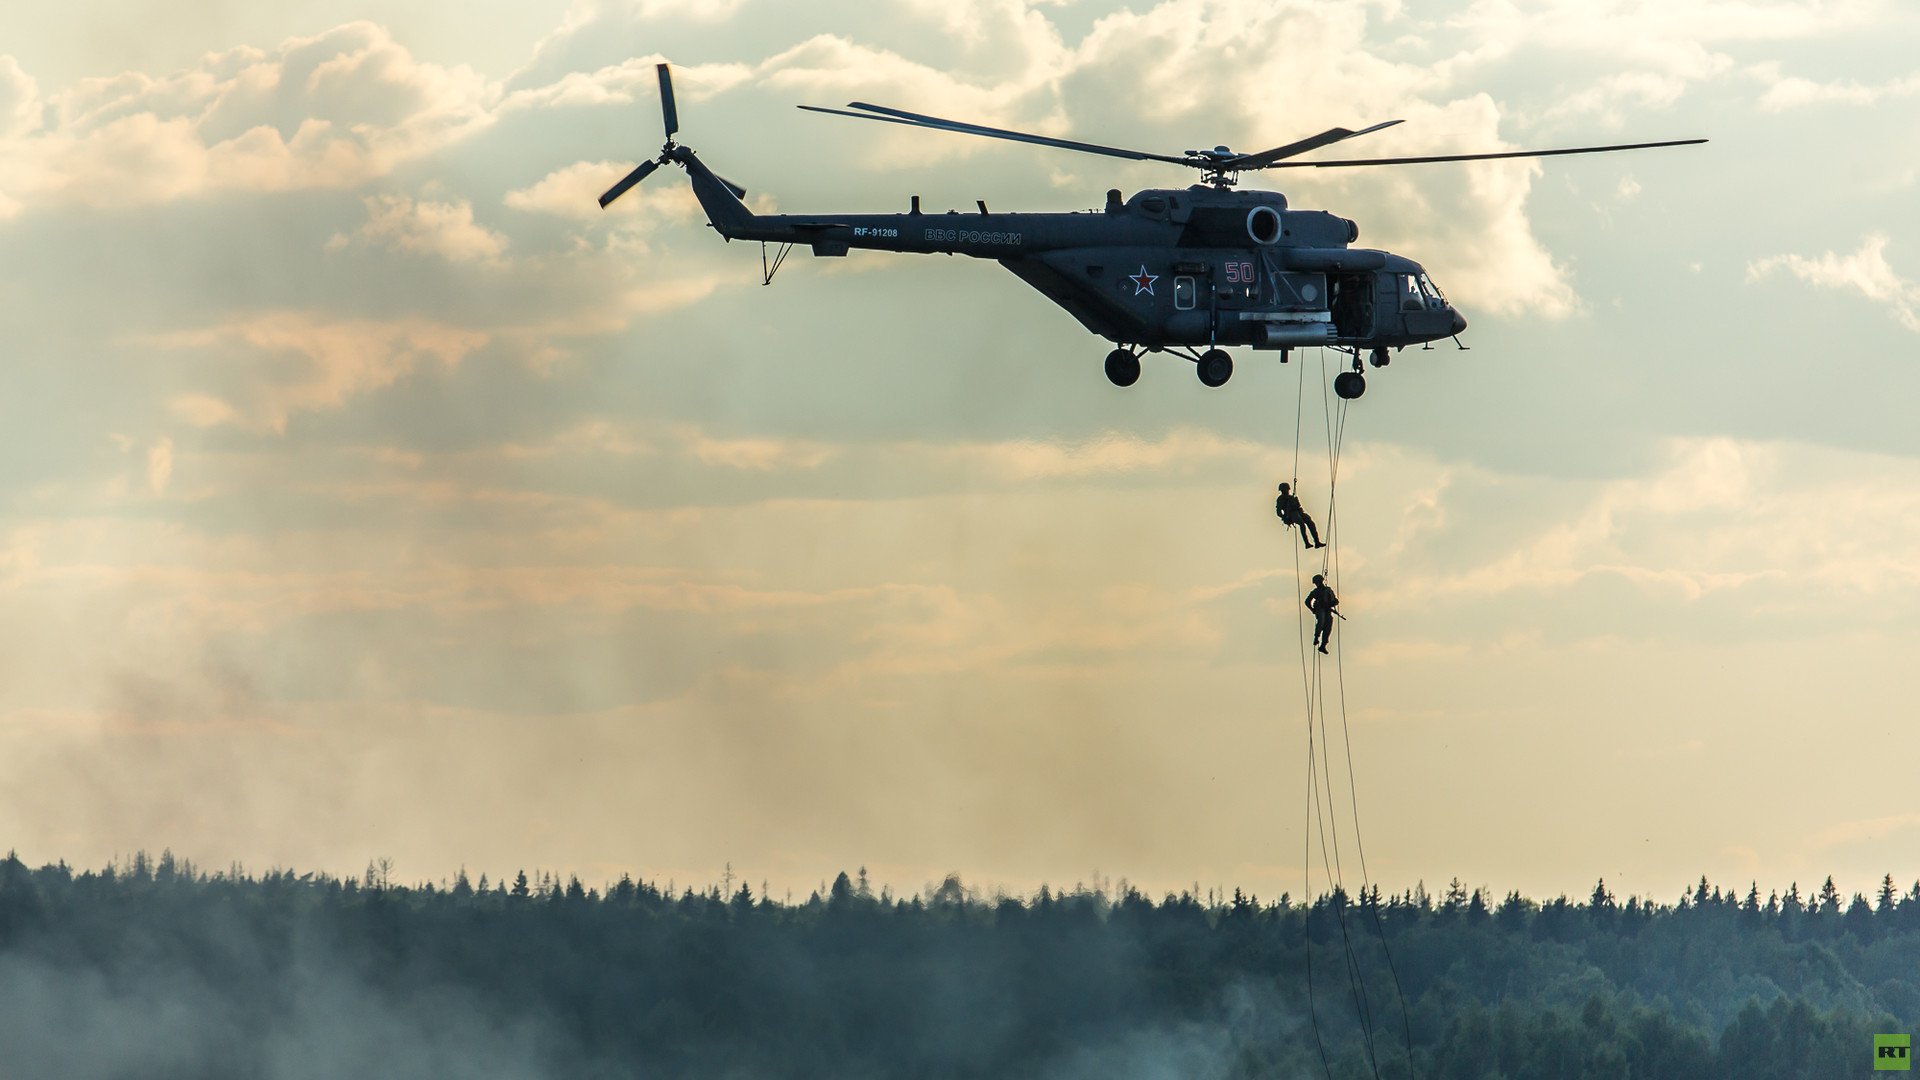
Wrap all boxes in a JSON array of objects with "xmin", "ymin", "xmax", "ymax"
[
  {"xmin": 1291, "ymin": 348, "xmax": 1417, "ymax": 1080},
  {"xmin": 1320, "ymin": 365, "xmax": 1416, "ymax": 1079},
  {"xmin": 1325, "ymin": 416, "xmax": 1418, "ymax": 1077},
  {"xmin": 1292, "ymin": 355, "xmax": 1337, "ymax": 1080},
  {"xmin": 1294, "ymin": 350, "xmax": 1380, "ymax": 1080}
]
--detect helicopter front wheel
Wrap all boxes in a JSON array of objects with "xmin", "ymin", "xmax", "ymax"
[
  {"xmin": 1104, "ymin": 349, "xmax": 1140, "ymax": 387},
  {"xmin": 1196, "ymin": 349, "xmax": 1233, "ymax": 388},
  {"xmin": 1334, "ymin": 371, "xmax": 1366, "ymax": 399}
]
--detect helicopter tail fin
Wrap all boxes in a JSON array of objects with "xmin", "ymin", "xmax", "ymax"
[{"xmin": 676, "ymin": 149, "xmax": 755, "ymax": 239}]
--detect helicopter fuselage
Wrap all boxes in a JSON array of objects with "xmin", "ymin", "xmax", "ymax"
[{"xmin": 677, "ymin": 147, "xmax": 1466, "ymax": 353}]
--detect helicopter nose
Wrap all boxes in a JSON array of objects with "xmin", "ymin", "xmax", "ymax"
[{"xmin": 1449, "ymin": 310, "xmax": 1468, "ymax": 335}]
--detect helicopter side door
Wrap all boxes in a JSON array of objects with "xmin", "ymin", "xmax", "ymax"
[{"xmin": 1329, "ymin": 272, "xmax": 1376, "ymax": 340}]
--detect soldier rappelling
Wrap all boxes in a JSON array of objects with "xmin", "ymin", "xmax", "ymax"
[
  {"xmin": 1276, "ymin": 482, "xmax": 1327, "ymax": 549},
  {"xmin": 1305, "ymin": 574, "xmax": 1339, "ymax": 654}
]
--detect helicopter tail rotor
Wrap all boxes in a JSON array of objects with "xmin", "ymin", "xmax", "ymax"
[{"xmin": 598, "ymin": 62, "xmax": 755, "ymax": 227}]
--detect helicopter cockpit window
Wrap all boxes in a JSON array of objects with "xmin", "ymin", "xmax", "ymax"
[
  {"xmin": 1398, "ymin": 274, "xmax": 1425, "ymax": 312},
  {"xmin": 1417, "ymin": 273, "xmax": 1447, "ymax": 306}
]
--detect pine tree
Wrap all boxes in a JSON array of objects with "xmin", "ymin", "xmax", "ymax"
[
  {"xmin": 1818, "ymin": 876, "xmax": 1842, "ymax": 916},
  {"xmin": 1466, "ymin": 887, "xmax": 1490, "ymax": 924}
]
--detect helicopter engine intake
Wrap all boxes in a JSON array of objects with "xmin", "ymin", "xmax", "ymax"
[{"xmin": 1247, "ymin": 205, "xmax": 1283, "ymax": 245}]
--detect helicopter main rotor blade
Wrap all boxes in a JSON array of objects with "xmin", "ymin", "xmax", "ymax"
[
  {"xmin": 598, "ymin": 158, "xmax": 659, "ymax": 208},
  {"xmin": 799, "ymin": 103, "xmax": 1197, "ymax": 169},
  {"xmin": 1224, "ymin": 119, "xmax": 1404, "ymax": 170},
  {"xmin": 657, "ymin": 63, "xmax": 679, "ymax": 141},
  {"xmin": 1259, "ymin": 137, "xmax": 1708, "ymax": 170}
]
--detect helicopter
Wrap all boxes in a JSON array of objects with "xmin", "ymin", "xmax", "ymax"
[{"xmin": 600, "ymin": 65, "xmax": 1704, "ymax": 398}]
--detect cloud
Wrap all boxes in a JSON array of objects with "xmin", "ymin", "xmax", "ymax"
[
  {"xmin": 1372, "ymin": 435, "xmax": 1920, "ymax": 619},
  {"xmin": 146, "ymin": 438, "xmax": 174, "ymax": 496},
  {"xmin": 1451, "ymin": 0, "xmax": 1882, "ymax": 61},
  {"xmin": 1755, "ymin": 68, "xmax": 1920, "ymax": 111},
  {"xmin": 504, "ymin": 160, "xmax": 704, "ymax": 223},
  {"xmin": 326, "ymin": 192, "xmax": 509, "ymax": 265},
  {"xmin": 686, "ymin": 430, "xmax": 838, "ymax": 471},
  {"xmin": 943, "ymin": 429, "xmax": 1283, "ymax": 481},
  {"xmin": 1055, "ymin": 3, "xmax": 1577, "ymax": 315},
  {"xmin": 1444, "ymin": 1, "xmax": 1875, "ymax": 131},
  {"xmin": 0, "ymin": 55, "xmax": 40, "ymax": 139},
  {"xmin": 153, "ymin": 312, "xmax": 489, "ymax": 433},
  {"xmin": 501, "ymin": 56, "xmax": 756, "ymax": 113},
  {"xmin": 1747, "ymin": 235, "xmax": 1920, "ymax": 333},
  {"xmin": 0, "ymin": 24, "xmax": 493, "ymax": 213},
  {"xmin": 1809, "ymin": 812, "xmax": 1920, "ymax": 851},
  {"xmin": 1538, "ymin": 69, "xmax": 1715, "ymax": 127}
]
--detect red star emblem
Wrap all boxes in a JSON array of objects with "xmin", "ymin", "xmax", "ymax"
[{"xmin": 1128, "ymin": 265, "xmax": 1158, "ymax": 296}]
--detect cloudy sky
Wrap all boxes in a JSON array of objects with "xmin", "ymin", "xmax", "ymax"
[{"xmin": 3, "ymin": 0, "xmax": 1917, "ymax": 905}]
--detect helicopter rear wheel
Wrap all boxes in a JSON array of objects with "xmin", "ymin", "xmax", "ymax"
[
  {"xmin": 1197, "ymin": 348, "xmax": 1233, "ymax": 388},
  {"xmin": 1334, "ymin": 371, "xmax": 1366, "ymax": 399},
  {"xmin": 1104, "ymin": 348, "xmax": 1140, "ymax": 387}
]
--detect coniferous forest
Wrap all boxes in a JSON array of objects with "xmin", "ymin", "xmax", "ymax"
[{"xmin": 3, "ymin": 851, "xmax": 1918, "ymax": 1078}]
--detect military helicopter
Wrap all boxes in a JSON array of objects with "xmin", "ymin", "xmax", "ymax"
[{"xmin": 601, "ymin": 65, "xmax": 1703, "ymax": 398}]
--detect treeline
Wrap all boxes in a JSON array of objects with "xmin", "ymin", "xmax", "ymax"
[{"xmin": 1, "ymin": 850, "xmax": 1916, "ymax": 1079}]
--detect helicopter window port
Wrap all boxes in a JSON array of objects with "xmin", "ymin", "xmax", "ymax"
[
  {"xmin": 1417, "ymin": 273, "xmax": 1447, "ymax": 305},
  {"xmin": 1174, "ymin": 276, "xmax": 1197, "ymax": 310}
]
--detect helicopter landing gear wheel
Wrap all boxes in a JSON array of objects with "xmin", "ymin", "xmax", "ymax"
[
  {"xmin": 1196, "ymin": 348, "xmax": 1233, "ymax": 388},
  {"xmin": 1104, "ymin": 348, "xmax": 1140, "ymax": 387},
  {"xmin": 1334, "ymin": 370, "xmax": 1367, "ymax": 399}
]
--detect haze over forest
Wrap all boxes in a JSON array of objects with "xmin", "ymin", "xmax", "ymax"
[{"xmin": 4, "ymin": 850, "xmax": 1917, "ymax": 1078}]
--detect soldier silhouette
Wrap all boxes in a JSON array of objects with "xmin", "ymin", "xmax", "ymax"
[
  {"xmin": 1275, "ymin": 483, "xmax": 1326, "ymax": 549},
  {"xmin": 1305, "ymin": 574, "xmax": 1338, "ymax": 654}
]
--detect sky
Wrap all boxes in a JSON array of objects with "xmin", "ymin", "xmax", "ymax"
[{"xmin": 2, "ymin": 0, "xmax": 1918, "ymax": 907}]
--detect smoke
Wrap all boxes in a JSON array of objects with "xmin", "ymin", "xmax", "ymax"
[{"xmin": 0, "ymin": 935, "xmax": 581, "ymax": 1080}]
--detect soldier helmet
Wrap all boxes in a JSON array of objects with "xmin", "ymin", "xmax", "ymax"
[
  {"xmin": 1312, "ymin": 574, "xmax": 1324, "ymax": 584},
  {"xmin": 1278, "ymin": 482, "xmax": 1290, "ymax": 492}
]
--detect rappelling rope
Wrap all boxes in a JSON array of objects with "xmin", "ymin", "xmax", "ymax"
[
  {"xmin": 1295, "ymin": 351, "xmax": 1382, "ymax": 1080},
  {"xmin": 1319, "ymin": 353, "xmax": 1418, "ymax": 1080},
  {"xmin": 1292, "ymin": 355, "xmax": 1337, "ymax": 1080},
  {"xmin": 1294, "ymin": 349, "xmax": 1418, "ymax": 1079}
]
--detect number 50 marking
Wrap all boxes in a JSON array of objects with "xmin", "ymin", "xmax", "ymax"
[{"xmin": 1222, "ymin": 261, "xmax": 1256, "ymax": 283}]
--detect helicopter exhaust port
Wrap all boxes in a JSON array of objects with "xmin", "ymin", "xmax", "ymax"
[{"xmin": 1257, "ymin": 322, "xmax": 1336, "ymax": 348}]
